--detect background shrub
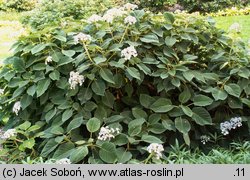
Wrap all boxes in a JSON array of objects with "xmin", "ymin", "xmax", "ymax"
[
  {"xmin": 178, "ymin": 0, "xmax": 250, "ymax": 13},
  {"xmin": 1, "ymin": 6, "xmax": 250, "ymax": 163},
  {"xmin": 22, "ymin": 0, "xmax": 115, "ymax": 30},
  {"xmin": 0, "ymin": 0, "xmax": 37, "ymax": 11},
  {"xmin": 130, "ymin": 0, "xmax": 177, "ymax": 11},
  {"xmin": 130, "ymin": 0, "xmax": 250, "ymax": 13}
]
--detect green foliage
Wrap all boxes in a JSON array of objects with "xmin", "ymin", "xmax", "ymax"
[
  {"xmin": 208, "ymin": 6, "xmax": 250, "ymax": 17},
  {"xmin": 179, "ymin": 0, "xmax": 250, "ymax": 13},
  {"xmin": 166, "ymin": 141, "xmax": 250, "ymax": 164},
  {"xmin": 1, "ymin": 6, "xmax": 250, "ymax": 163},
  {"xmin": 0, "ymin": 0, "xmax": 37, "ymax": 11},
  {"xmin": 0, "ymin": 121, "xmax": 44, "ymax": 163},
  {"xmin": 22, "ymin": 0, "xmax": 114, "ymax": 30},
  {"xmin": 132, "ymin": 0, "xmax": 177, "ymax": 11}
]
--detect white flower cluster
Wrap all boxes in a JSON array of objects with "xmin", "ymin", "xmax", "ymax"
[
  {"xmin": 86, "ymin": 3, "xmax": 137, "ymax": 24},
  {"xmin": 74, "ymin": 33, "xmax": 92, "ymax": 44},
  {"xmin": 0, "ymin": 89, "xmax": 4, "ymax": 95},
  {"xmin": 121, "ymin": 46, "xmax": 138, "ymax": 60},
  {"xmin": 123, "ymin": 3, "xmax": 138, "ymax": 11},
  {"xmin": 220, "ymin": 117, "xmax": 242, "ymax": 135},
  {"xmin": 68, "ymin": 71, "xmax": 85, "ymax": 90},
  {"xmin": 229, "ymin": 23, "xmax": 241, "ymax": 33},
  {"xmin": 230, "ymin": 117, "xmax": 242, "ymax": 129},
  {"xmin": 13, "ymin": 101, "xmax": 21, "ymax": 115},
  {"xmin": 55, "ymin": 158, "xmax": 71, "ymax": 164},
  {"xmin": 87, "ymin": 14, "xmax": 103, "ymax": 23},
  {"xmin": 147, "ymin": 143, "xmax": 164, "ymax": 159},
  {"xmin": 97, "ymin": 126, "xmax": 120, "ymax": 141},
  {"xmin": 103, "ymin": 8, "xmax": 127, "ymax": 23},
  {"xmin": 200, "ymin": 135, "xmax": 210, "ymax": 145},
  {"xmin": 0, "ymin": 129, "xmax": 17, "ymax": 140},
  {"xmin": 45, "ymin": 56, "xmax": 52, "ymax": 65},
  {"xmin": 124, "ymin": 15, "xmax": 137, "ymax": 25}
]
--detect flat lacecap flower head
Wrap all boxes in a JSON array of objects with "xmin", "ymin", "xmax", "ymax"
[
  {"xmin": 124, "ymin": 15, "xmax": 137, "ymax": 25},
  {"xmin": 0, "ymin": 129, "xmax": 17, "ymax": 140},
  {"xmin": 123, "ymin": 3, "xmax": 138, "ymax": 11},
  {"xmin": 68, "ymin": 71, "xmax": 84, "ymax": 90},
  {"xmin": 102, "ymin": 8, "xmax": 127, "ymax": 23},
  {"xmin": 200, "ymin": 135, "xmax": 210, "ymax": 145},
  {"xmin": 87, "ymin": 14, "xmax": 103, "ymax": 23},
  {"xmin": 0, "ymin": 89, "xmax": 4, "ymax": 96},
  {"xmin": 74, "ymin": 33, "xmax": 92, "ymax": 44},
  {"xmin": 220, "ymin": 117, "xmax": 242, "ymax": 135},
  {"xmin": 97, "ymin": 126, "xmax": 120, "ymax": 141},
  {"xmin": 55, "ymin": 158, "xmax": 71, "ymax": 164},
  {"xmin": 147, "ymin": 143, "xmax": 164, "ymax": 159},
  {"xmin": 13, "ymin": 101, "xmax": 21, "ymax": 115},
  {"xmin": 121, "ymin": 46, "xmax": 138, "ymax": 60},
  {"xmin": 45, "ymin": 56, "xmax": 53, "ymax": 65}
]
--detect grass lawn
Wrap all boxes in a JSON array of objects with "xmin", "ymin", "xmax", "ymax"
[
  {"xmin": 213, "ymin": 14, "xmax": 250, "ymax": 40},
  {"xmin": 0, "ymin": 11, "xmax": 25, "ymax": 63}
]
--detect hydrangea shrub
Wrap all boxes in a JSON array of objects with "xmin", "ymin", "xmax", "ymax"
[
  {"xmin": 1, "ymin": 5, "xmax": 250, "ymax": 163},
  {"xmin": 1, "ymin": 0, "xmax": 37, "ymax": 11},
  {"xmin": 22, "ymin": 0, "xmax": 115, "ymax": 30}
]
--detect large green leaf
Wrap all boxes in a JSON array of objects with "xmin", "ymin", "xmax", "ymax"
[
  {"xmin": 49, "ymin": 70, "xmax": 60, "ymax": 81},
  {"xmin": 22, "ymin": 139, "xmax": 35, "ymax": 149},
  {"xmin": 94, "ymin": 57, "xmax": 107, "ymax": 64},
  {"xmin": 13, "ymin": 58, "xmax": 25, "ymax": 72},
  {"xmin": 224, "ymin": 83, "xmax": 242, "ymax": 97},
  {"xmin": 100, "ymin": 68, "xmax": 115, "ymax": 84},
  {"xmin": 104, "ymin": 115, "xmax": 124, "ymax": 124},
  {"xmin": 102, "ymin": 91, "xmax": 115, "ymax": 108},
  {"xmin": 91, "ymin": 79, "xmax": 106, "ymax": 96},
  {"xmin": 128, "ymin": 118, "xmax": 145, "ymax": 136},
  {"xmin": 99, "ymin": 142, "xmax": 117, "ymax": 163},
  {"xmin": 141, "ymin": 135, "xmax": 163, "ymax": 143},
  {"xmin": 175, "ymin": 117, "xmax": 191, "ymax": 134},
  {"xmin": 27, "ymin": 85, "xmax": 36, "ymax": 97},
  {"xmin": 126, "ymin": 67, "xmax": 141, "ymax": 80},
  {"xmin": 132, "ymin": 107, "xmax": 147, "ymax": 119},
  {"xmin": 150, "ymin": 98, "xmax": 173, "ymax": 113},
  {"xmin": 62, "ymin": 109, "xmax": 73, "ymax": 122},
  {"xmin": 192, "ymin": 107, "xmax": 212, "ymax": 125},
  {"xmin": 140, "ymin": 94, "xmax": 155, "ymax": 108},
  {"xmin": 193, "ymin": 94, "xmax": 213, "ymax": 106},
  {"xmin": 86, "ymin": 117, "xmax": 101, "ymax": 133},
  {"xmin": 70, "ymin": 146, "xmax": 88, "ymax": 163},
  {"xmin": 179, "ymin": 86, "xmax": 191, "ymax": 104},
  {"xmin": 180, "ymin": 105, "xmax": 193, "ymax": 117},
  {"xmin": 67, "ymin": 116, "xmax": 83, "ymax": 132},
  {"xmin": 18, "ymin": 121, "xmax": 31, "ymax": 131},
  {"xmin": 165, "ymin": 36, "xmax": 176, "ymax": 47},
  {"xmin": 62, "ymin": 50, "xmax": 75, "ymax": 57},
  {"xmin": 148, "ymin": 123, "xmax": 166, "ymax": 134},
  {"xmin": 45, "ymin": 108, "xmax": 57, "ymax": 122},
  {"xmin": 116, "ymin": 148, "xmax": 132, "ymax": 164},
  {"xmin": 31, "ymin": 44, "xmax": 46, "ymax": 54},
  {"xmin": 53, "ymin": 142, "xmax": 75, "ymax": 159},
  {"xmin": 20, "ymin": 95, "xmax": 33, "ymax": 109},
  {"xmin": 164, "ymin": 12, "xmax": 175, "ymax": 23},
  {"xmin": 12, "ymin": 87, "xmax": 25, "ymax": 99},
  {"xmin": 183, "ymin": 71, "xmax": 194, "ymax": 82},
  {"xmin": 212, "ymin": 87, "xmax": 228, "ymax": 101},
  {"xmin": 140, "ymin": 33, "xmax": 159, "ymax": 44},
  {"xmin": 78, "ymin": 88, "xmax": 92, "ymax": 104},
  {"xmin": 41, "ymin": 138, "xmax": 62, "ymax": 157},
  {"xmin": 36, "ymin": 79, "xmax": 51, "ymax": 97}
]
